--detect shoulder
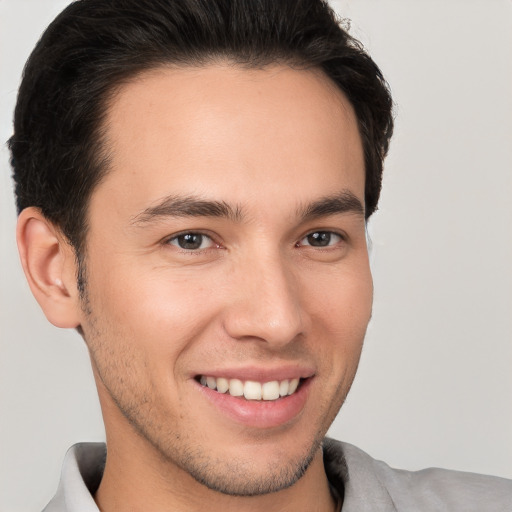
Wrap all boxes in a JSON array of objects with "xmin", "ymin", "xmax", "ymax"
[{"xmin": 323, "ymin": 438, "xmax": 512, "ymax": 512}]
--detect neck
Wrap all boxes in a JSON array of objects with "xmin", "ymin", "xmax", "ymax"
[{"xmin": 95, "ymin": 432, "xmax": 336, "ymax": 512}]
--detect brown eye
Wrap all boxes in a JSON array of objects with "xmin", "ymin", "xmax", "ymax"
[
  {"xmin": 168, "ymin": 233, "xmax": 214, "ymax": 250},
  {"xmin": 300, "ymin": 231, "xmax": 342, "ymax": 247}
]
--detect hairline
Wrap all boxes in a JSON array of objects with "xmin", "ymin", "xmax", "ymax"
[{"xmin": 79, "ymin": 58, "xmax": 367, "ymax": 244}]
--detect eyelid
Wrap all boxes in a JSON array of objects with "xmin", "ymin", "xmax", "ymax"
[
  {"xmin": 296, "ymin": 229, "xmax": 347, "ymax": 248},
  {"xmin": 163, "ymin": 230, "xmax": 222, "ymax": 250}
]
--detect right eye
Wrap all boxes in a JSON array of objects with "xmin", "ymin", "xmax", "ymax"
[{"xmin": 167, "ymin": 232, "xmax": 217, "ymax": 251}]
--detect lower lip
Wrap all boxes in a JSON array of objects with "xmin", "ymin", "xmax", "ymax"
[{"xmin": 196, "ymin": 378, "xmax": 312, "ymax": 429}]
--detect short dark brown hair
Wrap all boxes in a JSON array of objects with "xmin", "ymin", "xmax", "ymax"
[{"xmin": 9, "ymin": 0, "xmax": 393, "ymax": 262}]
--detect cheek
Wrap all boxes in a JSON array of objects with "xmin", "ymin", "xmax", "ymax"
[
  {"xmin": 305, "ymin": 264, "xmax": 373, "ymax": 372},
  {"xmin": 308, "ymin": 263, "xmax": 373, "ymax": 333},
  {"xmin": 82, "ymin": 259, "xmax": 222, "ymax": 361}
]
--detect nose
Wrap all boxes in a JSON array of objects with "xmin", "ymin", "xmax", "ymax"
[{"xmin": 222, "ymin": 252, "xmax": 306, "ymax": 348}]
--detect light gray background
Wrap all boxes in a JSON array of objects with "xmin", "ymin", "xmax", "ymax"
[{"xmin": 1, "ymin": 1, "xmax": 511, "ymax": 510}]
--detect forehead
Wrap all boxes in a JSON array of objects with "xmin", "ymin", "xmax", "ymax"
[{"xmin": 93, "ymin": 64, "xmax": 365, "ymax": 220}]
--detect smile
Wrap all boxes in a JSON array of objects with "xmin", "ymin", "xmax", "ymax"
[{"xmin": 198, "ymin": 375, "xmax": 301, "ymax": 401}]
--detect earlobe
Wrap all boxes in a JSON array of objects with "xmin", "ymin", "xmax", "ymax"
[{"xmin": 16, "ymin": 207, "xmax": 81, "ymax": 328}]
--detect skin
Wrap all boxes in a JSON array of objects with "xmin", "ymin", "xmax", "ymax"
[{"xmin": 17, "ymin": 64, "xmax": 372, "ymax": 512}]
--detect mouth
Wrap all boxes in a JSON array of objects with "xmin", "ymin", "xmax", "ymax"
[
  {"xmin": 196, "ymin": 375, "xmax": 302, "ymax": 401},
  {"xmin": 194, "ymin": 371, "xmax": 313, "ymax": 429}
]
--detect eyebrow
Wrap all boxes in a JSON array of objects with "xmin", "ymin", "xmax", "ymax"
[
  {"xmin": 131, "ymin": 195, "xmax": 243, "ymax": 225},
  {"xmin": 131, "ymin": 189, "xmax": 364, "ymax": 226},
  {"xmin": 298, "ymin": 190, "xmax": 365, "ymax": 220}
]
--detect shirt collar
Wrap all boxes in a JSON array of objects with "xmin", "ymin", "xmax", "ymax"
[
  {"xmin": 44, "ymin": 440, "xmax": 397, "ymax": 512},
  {"xmin": 324, "ymin": 438, "xmax": 397, "ymax": 512},
  {"xmin": 44, "ymin": 443, "xmax": 104, "ymax": 512}
]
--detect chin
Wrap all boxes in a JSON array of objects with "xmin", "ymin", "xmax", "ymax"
[{"xmin": 174, "ymin": 434, "xmax": 323, "ymax": 496}]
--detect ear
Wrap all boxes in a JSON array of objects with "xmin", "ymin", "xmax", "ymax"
[{"xmin": 16, "ymin": 207, "xmax": 82, "ymax": 328}]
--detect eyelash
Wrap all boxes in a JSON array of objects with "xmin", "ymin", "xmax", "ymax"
[
  {"xmin": 296, "ymin": 230, "xmax": 346, "ymax": 249},
  {"xmin": 164, "ymin": 229, "xmax": 346, "ymax": 252},
  {"xmin": 165, "ymin": 231, "xmax": 219, "ymax": 252}
]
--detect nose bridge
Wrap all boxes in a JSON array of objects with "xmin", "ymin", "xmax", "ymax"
[{"xmin": 223, "ymin": 248, "xmax": 305, "ymax": 346}]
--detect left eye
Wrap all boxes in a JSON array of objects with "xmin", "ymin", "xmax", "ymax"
[
  {"xmin": 167, "ymin": 233, "xmax": 215, "ymax": 250},
  {"xmin": 299, "ymin": 231, "xmax": 343, "ymax": 247}
]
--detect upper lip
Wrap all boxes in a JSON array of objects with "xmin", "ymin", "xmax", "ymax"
[{"xmin": 193, "ymin": 365, "xmax": 315, "ymax": 382}]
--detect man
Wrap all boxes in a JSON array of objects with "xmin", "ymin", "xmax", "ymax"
[{"xmin": 6, "ymin": 0, "xmax": 511, "ymax": 510}]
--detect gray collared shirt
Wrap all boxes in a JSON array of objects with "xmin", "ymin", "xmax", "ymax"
[{"xmin": 43, "ymin": 439, "xmax": 512, "ymax": 512}]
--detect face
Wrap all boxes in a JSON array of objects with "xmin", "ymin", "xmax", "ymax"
[{"xmin": 79, "ymin": 64, "xmax": 372, "ymax": 495}]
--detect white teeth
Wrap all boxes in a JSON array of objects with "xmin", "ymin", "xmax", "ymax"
[
  {"xmin": 216, "ymin": 377, "xmax": 229, "ymax": 394},
  {"xmin": 279, "ymin": 379, "xmax": 289, "ymax": 397},
  {"xmin": 262, "ymin": 381, "xmax": 280, "ymax": 400},
  {"xmin": 288, "ymin": 378, "xmax": 299, "ymax": 395},
  {"xmin": 228, "ymin": 378, "xmax": 244, "ymax": 397},
  {"xmin": 199, "ymin": 375, "xmax": 302, "ymax": 400},
  {"xmin": 244, "ymin": 381, "xmax": 262, "ymax": 400}
]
